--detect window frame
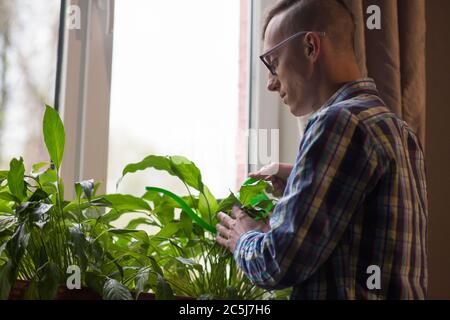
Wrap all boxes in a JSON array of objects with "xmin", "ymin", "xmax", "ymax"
[
  {"xmin": 58, "ymin": 0, "xmax": 282, "ymax": 197},
  {"xmin": 59, "ymin": 0, "xmax": 115, "ymax": 198}
]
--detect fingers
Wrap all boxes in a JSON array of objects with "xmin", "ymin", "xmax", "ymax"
[
  {"xmin": 248, "ymin": 171, "xmax": 270, "ymax": 179},
  {"xmin": 231, "ymin": 205, "xmax": 245, "ymax": 219},
  {"xmin": 216, "ymin": 214, "xmax": 233, "ymax": 250},
  {"xmin": 217, "ymin": 211, "xmax": 234, "ymax": 228},
  {"xmin": 216, "ymin": 233, "xmax": 229, "ymax": 249},
  {"xmin": 216, "ymin": 223, "xmax": 229, "ymax": 239}
]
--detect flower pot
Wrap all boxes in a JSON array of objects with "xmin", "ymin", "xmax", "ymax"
[{"xmin": 8, "ymin": 280, "xmax": 194, "ymax": 300}]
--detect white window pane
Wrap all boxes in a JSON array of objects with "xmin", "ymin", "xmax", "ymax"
[
  {"xmin": 108, "ymin": 0, "xmax": 243, "ymax": 199},
  {"xmin": 0, "ymin": 0, "xmax": 60, "ymax": 169}
]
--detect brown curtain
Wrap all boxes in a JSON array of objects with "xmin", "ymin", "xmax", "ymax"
[{"xmin": 346, "ymin": 0, "xmax": 426, "ymax": 147}]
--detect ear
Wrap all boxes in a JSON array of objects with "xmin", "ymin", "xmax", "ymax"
[{"xmin": 303, "ymin": 32, "xmax": 321, "ymax": 61}]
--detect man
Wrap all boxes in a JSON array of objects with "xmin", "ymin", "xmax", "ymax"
[{"xmin": 216, "ymin": 0, "xmax": 428, "ymax": 299}]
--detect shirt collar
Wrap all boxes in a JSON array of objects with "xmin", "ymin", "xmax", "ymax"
[{"xmin": 312, "ymin": 78, "xmax": 379, "ymax": 116}]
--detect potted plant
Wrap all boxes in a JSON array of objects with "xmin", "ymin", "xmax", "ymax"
[
  {"xmin": 0, "ymin": 105, "xmax": 291, "ymax": 300},
  {"xmin": 0, "ymin": 106, "xmax": 174, "ymax": 299}
]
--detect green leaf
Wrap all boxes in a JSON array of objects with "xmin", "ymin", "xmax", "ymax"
[
  {"xmin": 155, "ymin": 274, "xmax": 174, "ymax": 300},
  {"xmin": 7, "ymin": 158, "xmax": 26, "ymax": 201},
  {"xmin": 217, "ymin": 192, "xmax": 240, "ymax": 213},
  {"xmin": 31, "ymin": 162, "xmax": 49, "ymax": 176},
  {"xmin": 174, "ymin": 257, "xmax": 203, "ymax": 272},
  {"xmin": 146, "ymin": 187, "xmax": 216, "ymax": 234},
  {"xmin": 0, "ymin": 192, "xmax": 19, "ymax": 203},
  {"xmin": 168, "ymin": 156, "xmax": 203, "ymax": 191},
  {"xmin": 38, "ymin": 169, "xmax": 58, "ymax": 195},
  {"xmin": 0, "ymin": 261, "xmax": 15, "ymax": 299},
  {"xmin": 238, "ymin": 179, "xmax": 270, "ymax": 206},
  {"xmin": 155, "ymin": 222, "xmax": 180, "ymax": 238},
  {"xmin": 0, "ymin": 214, "xmax": 17, "ymax": 232},
  {"xmin": 197, "ymin": 185, "xmax": 218, "ymax": 224},
  {"xmin": 135, "ymin": 268, "xmax": 150, "ymax": 298},
  {"xmin": 43, "ymin": 105, "xmax": 65, "ymax": 170},
  {"xmin": 63, "ymin": 197, "xmax": 112, "ymax": 216},
  {"xmin": 0, "ymin": 202, "xmax": 14, "ymax": 214},
  {"xmin": 28, "ymin": 188, "xmax": 50, "ymax": 202},
  {"xmin": 109, "ymin": 229, "xmax": 149, "ymax": 245},
  {"xmin": 102, "ymin": 278, "xmax": 132, "ymax": 300},
  {"xmin": 120, "ymin": 155, "xmax": 204, "ymax": 191},
  {"xmin": 122, "ymin": 155, "xmax": 174, "ymax": 177},
  {"xmin": 103, "ymin": 194, "xmax": 151, "ymax": 213},
  {"xmin": 125, "ymin": 217, "xmax": 154, "ymax": 229},
  {"xmin": 69, "ymin": 225, "xmax": 89, "ymax": 271},
  {"xmin": 6, "ymin": 224, "xmax": 30, "ymax": 264}
]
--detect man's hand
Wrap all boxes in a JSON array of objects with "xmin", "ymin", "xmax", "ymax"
[
  {"xmin": 249, "ymin": 162, "xmax": 293, "ymax": 197},
  {"xmin": 216, "ymin": 205, "xmax": 270, "ymax": 253}
]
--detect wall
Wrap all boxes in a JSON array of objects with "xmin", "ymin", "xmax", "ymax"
[{"xmin": 425, "ymin": 0, "xmax": 450, "ymax": 300}]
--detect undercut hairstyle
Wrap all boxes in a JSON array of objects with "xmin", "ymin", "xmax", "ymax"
[{"xmin": 262, "ymin": 0, "xmax": 356, "ymax": 53}]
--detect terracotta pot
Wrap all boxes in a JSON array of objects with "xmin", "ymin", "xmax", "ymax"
[{"xmin": 8, "ymin": 280, "xmax": 193, "ymax": 300}]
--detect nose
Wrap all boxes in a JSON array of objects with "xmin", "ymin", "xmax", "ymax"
[{"xmin": 266, "ymin": 73, "xmax": 280, "ymax": 92}]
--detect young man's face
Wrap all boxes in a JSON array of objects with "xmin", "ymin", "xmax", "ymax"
[{"xmin": 263, "ymin": 14, "xmax": 316, "ymax": 116}]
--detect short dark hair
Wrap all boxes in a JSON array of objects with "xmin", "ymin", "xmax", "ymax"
[{"xmin": 262, "ymin": 0, "xmax": 356, "ymax": 52}]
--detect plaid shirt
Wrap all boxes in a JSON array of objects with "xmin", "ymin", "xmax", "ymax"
[{"xmin": 234, "ymin": 79, "xmax": 428, "ymax": 299}]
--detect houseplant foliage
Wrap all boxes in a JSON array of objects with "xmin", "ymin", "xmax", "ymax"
[
  {"xmin": 119, "ymin": 155, "xmax": 289, "ymax": 299},
  {"xmin": 0, "ymin": 105, "xmax": 291, "ymax": 300}
]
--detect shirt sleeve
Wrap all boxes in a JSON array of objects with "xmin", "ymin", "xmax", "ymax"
[{"xmin": 233, "ymin": 107, "xmax": 385, "ymax": 290}]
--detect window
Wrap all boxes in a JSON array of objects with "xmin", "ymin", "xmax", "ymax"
[
  {"xmin": 107, "ymin": 0, "xmax": 246, "ymax": 199},
  {"xmin": 0, "ymin": 0, "xmax": 61, "ymax": 170}
]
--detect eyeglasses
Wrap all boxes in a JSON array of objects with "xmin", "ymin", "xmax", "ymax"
[{"xmin": 260, "ymin": 31, "xmax": 326, "ymax": 76}]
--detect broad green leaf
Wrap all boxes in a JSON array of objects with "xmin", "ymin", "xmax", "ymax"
[
  {"xmin": 122, "ymin": 155, "xmax": 174, "ymax": 177},
  {"xmin": 0, "ymin": 214, "xmax": 16, "ymax": 232},
  {"xmin": 15, "ymin": 202, "xmax": 53, "ymax": 229},
  {"xmin": 38, "ymin": 168, "xmax": 57, "ymax": 185},
  {"xmin": 6, "ymin": 224, "xmax": 30, "ymax": 264},
  {"xmin": 69, "ymin": 225, "xmax": 89, "ymax": 271},
  {"xmin": 0, "ymin": 202, "xmax": 14, "ymax": 214},
  {"xmin": 0, "ymin": 192, "xmax": 19, "ymax": 203},
  {"xmin": 168, "ymin": 156, "xmax": 203, "ymax": 191},
  {"xmin": 0, "ymin": 261, "xmax": 15, "ymax": 299},
  {"xmin": 155, "ymin": 222, "xmax": 180, "ymax": 238},
  {"xmin": 197, "ymin": 185, "xmax": 218, "ymax": 224},
  {"xmin": 103, "ymin": 194, "xmax": 151, "ymax": 213},
  {"xmin": 179, "ymin": 211, "xmax": 193, "ymax": 237},
  {"xmin": 43, "ymin": 105, "xmax": 65, "ymax": 170},
  {"xmin": 63, "ymin": 197, "xmax": 112, "ymax": 215},
  {"xmin": 7, "ymin": 158, "xmax": 26, "ymax": 201},
  {"xmin": 174, "ymin": 257, "xmax": 203, "ymax": 272},
  {"xmin": 119, "ymin": 155, "xmax": 174, "ymax": 189},
  {"xmin": 146, "ymin": 187, "xmax": 216, "ymax": 234},
  {"xmin": 102, "ymin": 278, "xmax": 132, "ymax": 300},
  {"xmin": 31, "ymin": 162, "xmax": 49, "ymax": 175},
  {"xmin": 38, "ymin": 169, "xmax": 58, "ymax": 195},
  {"xmin": 125, "ymin": 217, "xmax": 155, "ymax": 229},
  {"xmin": 108, "ymin": 229, "xmax": 149, "ymax": 244},
  {"xmin": 135, "ymin": 268, "xmax": 150, "ymax": 298},
  {"xmin": 217, "ymin": 192, "xmax": 240, "ymax": 213},
  {"xmin": 121, "ymin": 155, "xmax": 204, "ymax": 191},
  {"xmin": 29, "ymin": 189, "xmax": 49, "ymax": 202},
  {"xmin": 238, "ymin": 179, "xmax": 270, "ymax": 206},
  {"xmin": 155, "ymin": 274, "xmax": 174, "ymax": 300}
]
